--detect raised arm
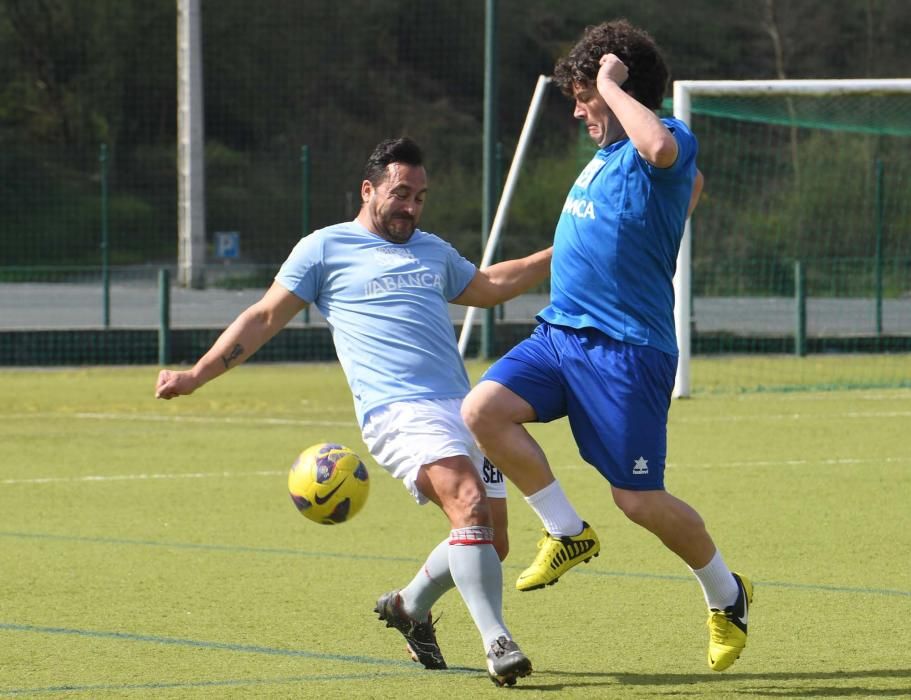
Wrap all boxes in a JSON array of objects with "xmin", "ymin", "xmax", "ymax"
[
  {"xmin": 155, "ymin": 282, "xmax": 308, "ymax": 399},
  {"xmin": 451, "ymin": 246, "xmax": 552, "ymax": 309},
  {"xmin": 597, "ymin": 53, "xmax": 678, "ymax": 169}
]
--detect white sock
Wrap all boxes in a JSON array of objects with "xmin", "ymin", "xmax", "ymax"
[
  {"xmin": 400, "ymin": 539, "xmax": 454, "ymax": 620},
  {"xmin": 691, "ymin": 550, "xmax": 739, "ymax": 610},
  {"xmin": 524, "ymin": 480, "xmax": 583, "ymax": 536},
  {"xmin": 448, "ymin": 526, "xmax": 510, "ymax": 650}
]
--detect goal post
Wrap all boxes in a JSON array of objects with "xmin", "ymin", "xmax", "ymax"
[
  {"xmin": 458, "ymin": 75, "xmax": 553, "ymax": 357},
  {"xmin": 672, "ymin": 78, "xmax": 911, "ymax": 398}
]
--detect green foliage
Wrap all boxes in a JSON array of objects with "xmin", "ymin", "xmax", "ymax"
[
  {"xmin": 691, "ymin": 99, "xmax": 911, "ymax": 297},
  {"xmin": 496, "ymin": 142, "xmax": 580, "ymax": 261},
  {"xmin": 2, "ymin": 0, "xmax": 911, "ymax": 273}
]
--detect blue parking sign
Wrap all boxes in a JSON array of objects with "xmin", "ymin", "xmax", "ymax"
[{"xmin": 215, "ymin": 231, "xmax": 240, "ymax": 259}]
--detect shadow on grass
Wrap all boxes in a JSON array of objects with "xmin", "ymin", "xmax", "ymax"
[{"xmin": 509, "ymin": 668, "xmax": 911, "ymax": 696}]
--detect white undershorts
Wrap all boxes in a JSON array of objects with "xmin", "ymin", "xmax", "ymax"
[{"xmin": 361, "ymin": 398, "xmax": 507, "ymax": 505}]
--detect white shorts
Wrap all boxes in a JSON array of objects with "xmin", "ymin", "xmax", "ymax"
[{"xmin": 361, "ymin": 398, "xmax": 507, "ymax": 505}]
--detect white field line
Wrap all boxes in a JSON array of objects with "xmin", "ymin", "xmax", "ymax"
[
  {"xmin": 76, "ymin": 412, "xmax": 354, "ymax": 427},
  {"xmin": 1, "ymin": 409, "xmax": 906, "ymax": 485},
  {"xmin": 550, "ymin": 455, "xmax": 910, "ymax": 471},
  {"xmin": 2, "ymin": 470, "xmax": 285, "ymax": 485},
  {"xmin": 667, "ymin": 455, "xmax": 910, "ymax": 470},
  {"xmin": 1, "ymin": 409, "xmax": 909, "ymax": 427},
  {"xmin": 730, "ymin": 390, "xmax": 911, "ymax": 403},
  {"xmin": 672, "ymin": 410, "xmax": 911, "ymax": 423},
  {"xmin": 4, "ymin": 456, "xmax": 908, "ymax": 485},
  {"xmin": 0, "ymin": 412, "xmax": 352, "ymax": 427}
]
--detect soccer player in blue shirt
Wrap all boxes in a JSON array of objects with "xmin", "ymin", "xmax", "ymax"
[
  {"xmin": 462, "ymin": 20, "xmax": 753, "ymax": 672},
  {"xmin": 155, "ymin": 137, "xmax": 547, "ymax": 686}
]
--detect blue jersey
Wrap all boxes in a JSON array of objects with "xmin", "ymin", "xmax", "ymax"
[
  {"xmin": 275, "ymin": 220, "xmax": 477, "ymax": 425},
  {"xmin": 538, "ymin": 117, "xmax": 697, "ymax": 355}
]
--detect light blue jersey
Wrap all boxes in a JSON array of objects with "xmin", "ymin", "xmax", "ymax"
[
  {"xmin": 275, "ymin": 220, "xmax": 477, "ymax": 425},
  {"xmin": 538, "ymin": 117, "xmax": 697, "ymax": 355}
]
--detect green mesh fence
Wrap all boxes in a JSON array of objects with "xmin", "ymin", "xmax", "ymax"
[
  {"xmin": 0, "ymin": 1, "xmax": 569, "ymax": 367},
  {"xmin": 2, "ymin": 2, "xmax": 910, "ymax": 391},
  {"xmin": 683, "ymin": 91, "xmax": 911, "ymax": 392},
  {"xmin": 687, "ymin": 94, "xmax": 911, "ymax": 137},
  {"xmin": 0, "ymin": 2, "xmax": 497, "ymax": 365}
]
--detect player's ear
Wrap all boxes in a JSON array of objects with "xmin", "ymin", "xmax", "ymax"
[{"xmin": 360, "ymin": 179, "xmax": 373, "ymax": 204}]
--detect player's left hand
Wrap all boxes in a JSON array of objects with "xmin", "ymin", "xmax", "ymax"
[{"xmin": 598, "ymin": 53, "xmax": 628, "ymax": 88}]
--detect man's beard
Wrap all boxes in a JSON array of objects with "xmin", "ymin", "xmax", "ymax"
[{"xmin": 380, "ymin": 213, "xmax": 415, "ymax": 243}]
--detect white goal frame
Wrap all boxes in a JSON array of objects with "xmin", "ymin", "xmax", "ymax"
[
  {"xmin": 671, "ymin": 78, "xmax": 911, "ymax": 398},
  {"xmin": 458, "ymin": 75, "xmax": 552, "ymax": 357}
]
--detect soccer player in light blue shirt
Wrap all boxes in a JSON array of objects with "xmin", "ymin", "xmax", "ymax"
[
  {"xmin": 462, "ymin": 20, "xmax": 753, "ymax": 672},
  {"xmin": 274, "ymin": 219, "xmax": 476, "ymax": 427},
  {"xmin": 155, "ymin": 138, "xmax": 549, "ymax": 685}
]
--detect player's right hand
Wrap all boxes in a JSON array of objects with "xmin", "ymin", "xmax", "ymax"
[
  {"xmin": 155, "ymin": 369, "xmax": 199, "ymax": 399},
  {"xmin": 598, "ymin": 53, "xmax": 629, "ymax": 88}
]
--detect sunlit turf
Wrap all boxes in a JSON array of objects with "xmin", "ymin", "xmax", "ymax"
[
  {"xmin": 1, "ymin": 361, "xmax": 909, "ymax": 698},
  {"xmin": 691, "ymin": 352, "xmax": 911, "ymax": 393}
]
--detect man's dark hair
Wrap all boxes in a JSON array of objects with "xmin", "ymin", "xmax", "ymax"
[
  {"xmin": 363, "ymin": 137, "xmax": 424, "ymax": 185},
  {"xmin": 553, "ymin": 20, "xmax": 668, "ymax": 110}
]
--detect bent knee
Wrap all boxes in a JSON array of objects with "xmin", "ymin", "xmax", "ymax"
[
  {"xmin": 612, "ymin": 489, "xmax": 655, "ymax": 526},
  {"xmin": 460, "ymin": 393, "xmax": 485, "ymax": 434},
  {"xmin": 461, "ymin": 383, "xmax": 508, "ymax": 433}
]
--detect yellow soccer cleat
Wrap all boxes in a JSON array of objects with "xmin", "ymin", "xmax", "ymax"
[
  {"xmin": 707, "ymin": 572, "xmax": 753, "ymax": 671},
  {"xmin": 516, "ymin": 522, "xmax": 600, "ymax": 591}
]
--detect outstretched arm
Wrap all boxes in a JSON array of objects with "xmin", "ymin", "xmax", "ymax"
[
  {"xmin": 451, "ymin": 246, "xmax": 552, "ymax": 309},
  {"xmin": 155, "ymin": 282, "xmax": 308, "ymax": 399}
]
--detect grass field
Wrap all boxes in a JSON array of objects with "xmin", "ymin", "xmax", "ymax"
[{"xmin": 1, "ymin": 361, "xmax": 910, "ymax": 698}]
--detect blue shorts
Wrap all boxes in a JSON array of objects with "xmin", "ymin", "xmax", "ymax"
[{"xmin": 482, "ymin": 323, "xmax": 677, "ymax": 490}]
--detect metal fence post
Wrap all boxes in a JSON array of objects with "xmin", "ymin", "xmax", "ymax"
[
  {"xmin": 100, "ymin": 143, "xmax": 110, "ymax": 328},
  {"xmin": 480, "ymin": 0, "xmax": 498, "ymax": 359},
  {"xmin": 301, "ymin": 144, "xmax": 311, "ymax": 237},
  {"xmin": 301, "ymin": 145, "xmax": 311, "ymax": 325},
  {"xmin": 795, "ymin": 260, "xmax": 806, "ymax": 357},
  {"xmin": 495, "ymin": 140, "xmax": 505, "ymax": 322},
  {"xmin": 158, "ymin": 268, "xmax": 171, "ymax": 365},
  {"xmin": 874, "ymin": 158, "xmax": 884, "ymax": 335}
]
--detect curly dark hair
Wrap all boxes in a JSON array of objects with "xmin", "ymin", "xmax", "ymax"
[
  {"xmin": 553, "ymin": 20, "xmax": 669, "ymax": 110},
  {"xmin": 363, "ymin": 137, "xmax": 424, "ymax": 185}
]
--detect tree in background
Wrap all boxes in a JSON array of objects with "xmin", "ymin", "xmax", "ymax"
[{"xmin": 1, "ymin": 0, "xmax": 909, "ymax": 267}]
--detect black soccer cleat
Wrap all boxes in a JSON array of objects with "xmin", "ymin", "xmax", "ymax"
[
  {"xmin": 486, "ymin": 635, "xmax": 533, "ymax": 687},
  {"xmin": 374, "ymin": 590, "xmax": 447, "ymax": 670}
]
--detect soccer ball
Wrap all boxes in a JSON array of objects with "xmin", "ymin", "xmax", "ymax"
[{"xmin": 288, "ymin": 443, "xmax": 370, "ymax": 525}]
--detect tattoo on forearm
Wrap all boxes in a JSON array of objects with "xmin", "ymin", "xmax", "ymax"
[{"xmin": 222, "ymin": 344, "xmax": 244, "ymax": 369}]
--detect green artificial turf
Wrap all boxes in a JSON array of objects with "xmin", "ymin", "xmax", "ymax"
[{"xmin": 1, "ymin": 362, "xmax": 909, "ymax": 698}]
